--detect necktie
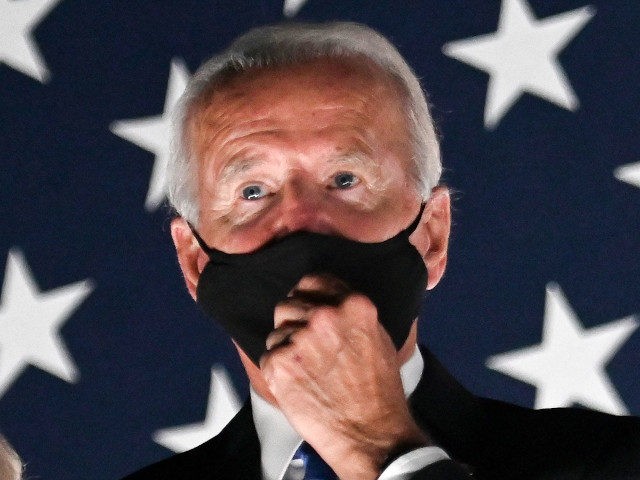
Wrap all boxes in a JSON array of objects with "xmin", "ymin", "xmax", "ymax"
[{"xmin": 287, "ymin": 442, "xmax": 338, "ymax": 480}]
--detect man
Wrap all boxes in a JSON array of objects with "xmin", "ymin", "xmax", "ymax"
[{"xmin": 123, "ymin": 22, "xmax": 640, "ymax": 479}]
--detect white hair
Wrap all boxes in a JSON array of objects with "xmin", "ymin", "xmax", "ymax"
[
  {"xmin": 0, "ymin": 436, "xmax": 23, "ymax": 480},
  {"xmin": 167, "ymin": 22, "xmax": 442, "ymax": 225}
]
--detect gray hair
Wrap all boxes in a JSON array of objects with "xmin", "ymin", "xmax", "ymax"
[
  {"xmin": 167, "ymin": 22, "xmax": 442, "ymax": 225},
  {"xmin": 0, "ymin": 436, "xmax": 22, "ymax": 480}
]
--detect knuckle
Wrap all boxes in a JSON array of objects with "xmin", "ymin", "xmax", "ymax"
[
  {"xmin": 305, "ymin": 307, "xmax": 343, "ymax": 349},
  {"xmin": 308, "ymin": 305, "xmax": 339, "ymax": 328},
  {"xmin": 296, "ymin": 274, "xmax": 323, "ymax": 290},
  {"xmin": 341, "ymin": 293, "xmax": 379, "ymax": 331},
  {"xmin": 274, "ymin": 298, "xmax": 299, "ymax": 316},
  {"xmin": 345, "ymin": 293, "xmax": 377, "ymax": 317}
]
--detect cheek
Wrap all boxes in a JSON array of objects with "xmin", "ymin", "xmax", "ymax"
[
  {"xmin": 212, "ymin": 223, "xmax": 276, "ymax": 254},
  {"xmin": 375, "ymin": 196, "xmax": 423, "ymax": 239}
]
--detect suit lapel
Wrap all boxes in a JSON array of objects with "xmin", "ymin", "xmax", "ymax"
[
  {"xmin": 410, "ymin": 346, "xmax": 490, "ymax": 463},
  {"xmin": 205, "ymin": 401, "xmax": 262, "ymax": 479}
]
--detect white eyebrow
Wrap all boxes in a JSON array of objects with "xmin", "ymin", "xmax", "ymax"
[
  {"xmin": 217, "ymin": 157, "xmax": 267, "ymax": 184},
  {"xmin": 216, "ymin": 152, "xmax": 377, "ymax": 185},
  {"xmin": 325, "ymin": 152, "xmax": 377, "ymax": 171}
]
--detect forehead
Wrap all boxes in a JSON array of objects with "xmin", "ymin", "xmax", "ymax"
[
  {"xmin": 204, "ymin": 55, "xmax": 404, "ymax": 113},
  {"xmin": 190, "ymin": 58, "xmax": 407, "ymax": 142},
  {"xmin": 185, "ymin": 57, "xmax": 414, "ymax": 195}
]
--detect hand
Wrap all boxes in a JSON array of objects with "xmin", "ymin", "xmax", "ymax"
[{"xmin": 260, "ymin": 274, "xmax": 429, "ymax": 479}]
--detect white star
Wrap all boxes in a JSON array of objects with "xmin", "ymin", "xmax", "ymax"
[
  {"xmin": 110, "ymin": 59, "xmax": 190, "ymax": 212},
  {"xmin": 442, "ymin": 0, "xmax": 595, "ymax": 129},
  {"xmin": 614, "ymin": 162, "xmax": 640, "ymax": 189},
  {"xmin": 0, "ymin": 249, "xmax": 93, "ymax": 398},
  {"xmin": 283, "ymin": 0, "xmax": 308, "ymax": 17},
  {"xmin": 487, "ymin": 283, "xmax": 637, "ymax": 415},
  {"xmin": 153, "ymin": 367, "xmax": 241, "ymax": 452},
  {"xmin": 0, "ymin": 0, "xmax": 60, "ymax": 83}
]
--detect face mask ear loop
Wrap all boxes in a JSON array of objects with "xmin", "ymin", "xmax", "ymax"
[
  {"xmin": 186, "ymin": 221, "xmax": 212, "ymax": 254},
  {"xmin": 404, "ymin": 202, "xmax": 427, "ymax": 235}
]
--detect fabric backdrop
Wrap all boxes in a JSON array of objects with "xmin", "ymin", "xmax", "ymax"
[{"xmin": 0, "ymin": 1, "xmax": 638, "ymax": 478}]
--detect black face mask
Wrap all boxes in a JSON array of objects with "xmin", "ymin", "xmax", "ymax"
[{"xmin": 192, "ymin": 207, "xmax": 428, "ymax": 365}]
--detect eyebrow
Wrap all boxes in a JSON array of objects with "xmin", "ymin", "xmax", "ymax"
[
  {"xmin": 217, "ymin": 156, "xmax": 268, "ymax": 184},
  {"xmin": 325, "ymin": 152, "xmax": 376, "ymax": 170},
  {"xmin": 216, "ymin": 151, "xmax": 377, "ymax": 185}
]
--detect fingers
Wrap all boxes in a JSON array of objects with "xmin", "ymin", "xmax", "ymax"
[
  {"xmin": 265, "ymin": 320, "xmax": 307, "ymax": 351},
  {"xmin": 289, "ymin": 273, "xmax": 351, "ymax": 305},
  {"xmin": 264, "ymin": 274, "xmax": 362, "ymax": 374},
  {"xmin": 266, "ymin": 292, "xmax": 381, "ymax": 368},
  {"xmin": 274, "ymin": 273, "xmax": 352, "ymax": 329},
  {"xmin": 274, "ymin": 298, "xmax": 310, "ymax": 329}
]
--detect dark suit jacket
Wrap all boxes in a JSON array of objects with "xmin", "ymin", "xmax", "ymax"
[{"xmin": 122, "ymin": 347, "xmax": 640, "ymax": 479}]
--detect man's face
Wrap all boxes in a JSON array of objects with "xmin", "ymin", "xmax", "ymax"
[{"xmin": 190, "ymin": 57, "xmax": 423, "ymax": 253}]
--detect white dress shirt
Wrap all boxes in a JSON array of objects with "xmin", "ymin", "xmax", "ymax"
[{"xmin": 251, "ymin": 346, "xmax": 450, "ymax": 480}]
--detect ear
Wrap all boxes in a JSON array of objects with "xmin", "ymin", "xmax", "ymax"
[
  {"xmin": 408, "ymin": 186, "xmax": 451, "ymax": 290},
  {"xmin": 170, "ymin": 217, "xmax": 208, "ymax": 301}
]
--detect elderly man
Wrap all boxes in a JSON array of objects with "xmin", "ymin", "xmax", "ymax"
[{"xmin": 123, "ymin": 22, "xmax": 640, "ymax": 480}]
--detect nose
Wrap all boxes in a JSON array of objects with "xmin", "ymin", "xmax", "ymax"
[{"xmin": 271, "ymin": 178, "xmax": 329, "ymax": 236}]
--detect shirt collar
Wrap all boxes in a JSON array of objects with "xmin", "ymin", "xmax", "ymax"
[{"xmin": 251, "ymin": 345, "xmax": 424, "ymax": 480}]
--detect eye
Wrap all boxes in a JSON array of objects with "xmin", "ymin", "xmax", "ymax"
[
  {"xmin": 241, "ymin": 184, "xmax": 267, "ymax": 200},
  {"xmin": 332, "ymin": 172, "xmax": 359, "ymax": 189}
]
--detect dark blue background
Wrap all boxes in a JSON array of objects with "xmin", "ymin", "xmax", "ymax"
[{"xmin": 0, "ymin": 1, "xmax": 638, "ymax": 478}]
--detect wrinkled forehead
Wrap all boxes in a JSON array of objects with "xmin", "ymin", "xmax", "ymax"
[{"xmin": 184, "ymin": 56, "xmax": 410, "ymax": 163}]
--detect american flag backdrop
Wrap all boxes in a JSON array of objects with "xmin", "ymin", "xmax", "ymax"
[{"xmin": 0, "ymin": 1, "xmax": 639, "ymax": 478}]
